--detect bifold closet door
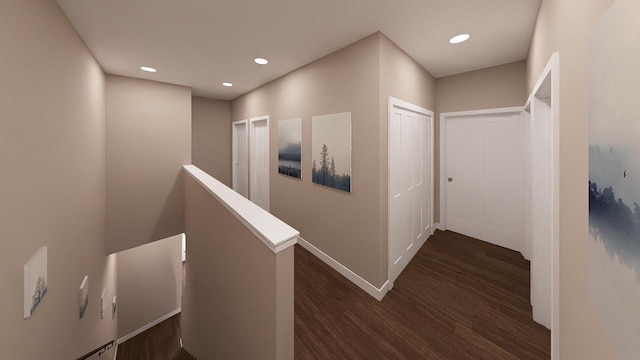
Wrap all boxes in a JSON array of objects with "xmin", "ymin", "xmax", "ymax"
[{"xmin": 389, "ymin": 105, "xmax": 432, "ymax": 284}]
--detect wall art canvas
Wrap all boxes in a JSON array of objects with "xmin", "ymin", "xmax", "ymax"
[
  {"xmin": 100, "ymin": 289, "xmax": 106, "ymax": 320},
  {"xmin": 79, "ymin": 275, "xmax": 89, "ymax": 319},
  {"xmin": 24, "ymin": 247, "xmax": 48, "ymax": 318},
  {"xmin": 311, "ymin": 112, "xmax": 351, "ymax": 192},
  {"xmin": 278, "ymin": 118, "xmax": 302, "ymax": 179},
  {"xmin": 589, "ymin": 0, "xmax": 640, "ymax": 357},
  {"xmin": 112, "ymin": 296, "xmax": 117, "ymax": 319}
]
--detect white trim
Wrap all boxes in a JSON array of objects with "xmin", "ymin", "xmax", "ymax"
[
  {"xmin": 523, "ymin": 94, "xmax": 533, "ymax": 112},
  {"xmin": 232, "ymin": 119, "xmax": 249, "ymax": 197},
  {"xmin": 388, "ymin": 97, "xmax": 435, "ymax": 118},
  {"xmin": 530, "ymin": 52, "xmax": 560, "ymax": 360},
  {"xmin": 249, "ymin": 115, "xmax": 270, "ymax": 211},
  {"xmin": 387, "ymin": 97, "xmax": 435, "ymax": 286},
  {"xmin": 117, "ymin": 307, "xmax": 182, "ymax": 345},
  {"xmin": 439, "ymin": 106, "xmax": 525, "ymax": 231},
  {"xmin": 440, "ymin": 106, "xmax": 524, "ymax": 119},
  {"xmin": 435, "ymin": 222, "xmax": 443, "ymax": 231},
  {"xmin": 184, "ymin": 165, "xmax": 299, "ymax": 254},
  {"xmin": 297, "ymin": 236, "xmax": 389, "ymax": 301}
]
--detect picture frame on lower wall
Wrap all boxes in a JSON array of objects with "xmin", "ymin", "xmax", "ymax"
[
  {"xmin": 100, "ymin": 289, "xmax": 106, "ymax": 320},
  {"xmin": 24, "ymin": 247, "xmax": 48, "ymax": 319},
  {"xmin": 79, "ymin": 275, "xmax": 89, "ymax": 319}
]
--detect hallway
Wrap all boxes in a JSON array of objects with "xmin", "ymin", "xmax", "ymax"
[
  {"xmin": 294, "ymin": 230, "xmax": 550, "ymax": 359},
  {"xmin": 118, "ymin": 230, "xmax": 549, "ymax": 359}
]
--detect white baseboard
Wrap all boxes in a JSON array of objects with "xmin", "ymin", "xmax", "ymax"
[
  {"xmin": 436, "ymin": 222, "xmax": 445, "ymax": 231},
  {"xmin": 113, "ymin": 343, "xmax": 118, "ymax": 360},
  {"xmin": 297, "ymin": 236, "xmax": 389, "ymax": 301},
  {"xmin": 117, "ymin": 307, "xmax": 182, "ymax": 344}
]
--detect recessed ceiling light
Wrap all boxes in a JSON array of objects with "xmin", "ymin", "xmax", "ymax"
[
  {"xmin": 222, "ymin": 82, "xmax": 233, "ymax": 87},
  {"xmin": 449, "ymin": 34, "xmax": 470, "ymax": 44},
  {"xmin": 254, "ymin": 58, "xmax": 269, "ymax": 65},
  {"xmin": 140, "ymin": 66, "xmax": 157, "ymax": 73}
]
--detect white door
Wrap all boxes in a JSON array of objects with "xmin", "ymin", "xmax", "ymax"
[
  {"xmin": 250, "ymin": 116, "xmax": 269, "ymax": 211},
  {"xmin": 232, "ymin": 120, "xmax": 249, "ymax": 198},
  {"xmin": 531, "ymin": 96, "xmax": 552, "ymax": 329},
  {"xmin": 389, "ymin": 98, "xmax": 433, "ymax": 284},
  {"xmin": 445, "ymin": 112, "xmax": 524, "ymax": 252}
]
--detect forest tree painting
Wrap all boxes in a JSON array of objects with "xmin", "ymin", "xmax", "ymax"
[
  {"xmin": 312, "ymin": 112, "xmax": 351, "ymax": 192},
  {"xmin": 588, "ymin": 0, "xmax": 640, "ymax": 357},
  {"xmin": 278, "ymin": 118, "xmax": 302, "ymax": 179},
  {"xmin": 24, "ymin": 247, "xmax": 48, "ymax": 318}
]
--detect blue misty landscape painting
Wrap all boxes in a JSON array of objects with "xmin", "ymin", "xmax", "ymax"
[
  {"xmin": 588, "ymin": 0, "xmax": 640, "ymax": 357},
  {"xmin": 589, "ymin": 146, "xmax": 640, "ymax": 279},
  {"xmin": 278, "ymin": 118, "xmax": 302, "ymax": 179}
]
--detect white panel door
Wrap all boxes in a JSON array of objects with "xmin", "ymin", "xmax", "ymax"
[
  {"xmin": 232, "ymin": 120, "xmax": 249, "ymax": 198},
  {"xmin": 531, "ymin": 97, "xmax": 552, "ymax": 329},
  {"xmin": 389, "ymin": 101, "xmax": 433, "ymax": 284},
  {"xmin": 250, "ymin": 117, "xmax": 269, "ymax": 211},
  {"xmin": 445, "ymin": 113, "xmax": 524, "ymax": 252}
]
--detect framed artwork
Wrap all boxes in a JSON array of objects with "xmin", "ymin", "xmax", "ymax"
[
  {"xmin": 112, "ymin": 296, "xmax": 117, "ymax": 319},
  {"xmin": 278, "ymin": 118, "xmax": 302, "ymax": 179},
  {"xmin": 24, "ymin": 247, "xmax": 48, "ymax": 318},
  {"xmin": 79, "ymin": 275, "xmax": 89, "ymax": 319},
  {"xmin": 588, "ymin": 0, "xmax": 640, "ymax": 357},
  {"xmin": 100, "ymin": 289, "xmax": 106, "ymax": 320},
  {"xmin": 311, "ymin": 112, "xmax": 352, "ymax": 192}
]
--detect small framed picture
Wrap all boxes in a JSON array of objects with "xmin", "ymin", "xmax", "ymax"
[
  {"xmin": 24, "ymin": 247, "xmax": 48, "ymax": 318},
  {"xmin": 79, "ymin": 276, "xmax": 89, "ymax": 319}
]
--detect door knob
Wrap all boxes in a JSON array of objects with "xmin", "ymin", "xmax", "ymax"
[{"xmin": 448, "ymin": 177, "xmax": 453, "ymax": 182}]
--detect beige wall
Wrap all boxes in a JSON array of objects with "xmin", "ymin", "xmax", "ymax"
[
  {"xmin": 181, "ymin": 175, "xmax": 294, "ymax": 360},
  {"xmin": 117, "ymin": 235, "xmax": 182, "ymax": 338},
  {"xmin": 192, "ymin": 96, "xmax": 231, "ymax": 186},
  {"xmin": 378, "ymin": 34, "xmax": 437, "ymax": 283},
  {"xmin": 106, "ymin": 75, "xmax": 192, "ymax": 254},
  {"xmin": 0, "ymin": 0, "xmax": 118, "ymax": 358},
  {"xmin": 437, "ymin": 61, "xmax": 527, "ymax": 114},
  {"xmin": 434, "ymin": 61, "xmax": 527, "ymax": 223},
  {"xmin": 230, "ymin": 33, "xmax": 436, "ymax": 288},
  {"xmin": 527, "ymin": 0, "xmax": 617, "ymax": 358},
  {"xmin": 231, "ymin": 33, "xmax": 384, "ymax": 287}
]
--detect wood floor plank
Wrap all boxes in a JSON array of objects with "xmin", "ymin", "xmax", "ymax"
[
  {"xmin": 294, "ymin": 230, "xmax": 550, "ymax": 359},
  {"xmin": 117, "ymin": 230, "xmax": 549, "ymax": 359}
]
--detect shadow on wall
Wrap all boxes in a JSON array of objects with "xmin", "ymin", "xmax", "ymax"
[
  {"xmin": 117, "ymin": 235, "xmax": 182, "ymax": 338},
  {"xmin": 151, "ymin": 172, "xmax": 185, "ymax": 243}
]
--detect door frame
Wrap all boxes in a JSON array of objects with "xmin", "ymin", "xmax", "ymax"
[
  {"xmin": 249, "ymin": 115, "xmax": 270, "ymax": 211},
  {"xmin": 387, "ymin": 96, "xmax": 435, "ymax": 287},
  {"xmin": 438, "ymin": 106, "xmax": 525, "ymax": 231},
  {"xmin": 232, "ymin": 119, "xmax": 249, "ymax": 196},
  {"xmin": 524, "ymin": 52, "xmax": 560, "ymax": 359}
]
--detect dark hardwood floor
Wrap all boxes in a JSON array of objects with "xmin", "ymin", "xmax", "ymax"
[
  {"xmin": 294, "ymin": 230, "xmax": 550, "ymax": 359},
  {"xmin": 116, "ymin": 314, "xmax": 183, "ymax": 360},
  {"xmin": 117, "ymin": 230, "xmax": 549, "ymax": 359}
]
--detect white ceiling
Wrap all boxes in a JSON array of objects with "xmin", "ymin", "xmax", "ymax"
[{"xmin": 56, "ymin": 0, "xmax": 541, "ymax": 100}]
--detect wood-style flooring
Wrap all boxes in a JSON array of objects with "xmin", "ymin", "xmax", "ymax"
[
  {"xmin": 295, "ymin": 230, "xmax": 550, "ymax": 359},
  {"xmin": 117, "ymin": 230, "xmax": 549, "ymax": 359},
  {"xmin": 116, "ymin": 314, "xmax": 186, "ymax": 360}
]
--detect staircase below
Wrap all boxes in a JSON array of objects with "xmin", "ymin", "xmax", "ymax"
[{"xmin": 167, "ymin": 348, "xmax": 196, "ymax": 360}]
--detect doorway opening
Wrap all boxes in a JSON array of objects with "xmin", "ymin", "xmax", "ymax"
[
  {"xmin": 232, "ymin": 119, "xmax": 249, "ymax": 198},
  {"xmin": 250, "ymin": 115, "xmax": 270, "ymax": 211}
]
